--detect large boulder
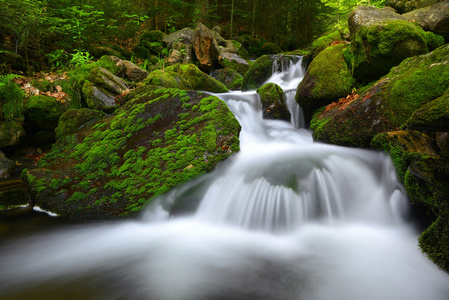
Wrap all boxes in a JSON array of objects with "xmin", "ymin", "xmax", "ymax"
[
  {"xmin": 116, "ymin": 60, "xmax": 149, "ymax": 82},
  {"xmin": 218, "ymin": 53, "xmax": 250, "ymax": 76},
  {"xmin": 348, "ymin": 5, "xmax": 428, "ymax": 82},
  {"xmin": 257, "ymin": 83, "xmax": 290, "ymax": 122},
  {"xmin": 193, "ymin": 23, "xmax": 221, "ymax": 72},
  {"xmin": 296, "ymin": 43, "xmax": 354, "ymax": 122},
  {"xmin": 385, "ymin": 0, "xmax": 440, "ymax": 14},
  {"xmin": 144, "ymin": 64, "xmax": 229, "ymax": 93},
  {"xmin": 310, "ymin": 44, "xmax": 449, "ymax": 148},
  {"xmin": 403, "ymin": 2, "xmax": 449, "ymax": 42},
  {"xmin": 241, "ymin": 55, "xmax": 300, "ymax": 91},
  {"xmin": 23, "ymin": 86, "xmax": 240, "ymax": 219},
  {"xmin": 303, "ymin": 30, "xmax": 345, "ymax": 68}
]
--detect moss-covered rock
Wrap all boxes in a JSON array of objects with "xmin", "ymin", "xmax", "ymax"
[
  {"xmin": 241, "ymin": 54, "xmax": 300, "ymax": 91},
  {"xmin": 404, "ymin": 91, "xmax": 449, "ymax": 132},
  {"xmin": 371, "ymin": 130, "xmax": 439, "ymax": 181},
  {"xmin": 96, "ymin": 55, "xmax": 126, "ymax": 76},
  {"xmin": 23, "ymin": 86, "xmax": 240, "ymax": 219},
  {"xmin": 303, "ymin": 30, "xmax": 345, "ymax": 68},
  {"xmin": 210, "ymin": 68, "xmax": 243, "ymax": 90},
  {"xmin": 310, "ymin": 45, "xmax": 449, "ymax": 147},
  {"xmin": 348, "ymin": 6, "xmax": 428, "ymax": 82},
  {"xmin": 233, "ymin": 35, "xmax": 282, "ymax": 58},
  {"xmin": 0, "ymin": 121, "xmax": 25, "ymax": 148},
  {"xmin": 144, "ymin": 64, "xmax": 229, "ymax": 93},
  {"xmin": 296, "ymin": 43, "xmax": 354, "ymax": 122},
  {"xmin": 218, "ymin": 53, "xmax": 250, "ymax": 76},
  {"xmin": 24, "ymin": 95, "xmax": 65, "ymax": 132},
  {"xmin": 257, "ymin": 83, "xmax": 290, "ymax": 122},
  {"xmin": 55, "ymin": 108, "xmax": 105, "ymax": 140},
  {"xmin": 0, "ymin": 151, "xmax": 14, "ymax": 179},
  {"xmin": 140, "ymin": 30, "xmax": 166, "ymax": 44}
]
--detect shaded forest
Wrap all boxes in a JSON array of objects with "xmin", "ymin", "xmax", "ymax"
[{"xmin": 0, "ymin": 0, "xmax": 385, "ymax": 72}]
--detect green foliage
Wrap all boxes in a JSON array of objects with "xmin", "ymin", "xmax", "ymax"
[
  {"xmin": 46, "ymin": 49, "xmax": 69, "ymax": 69},
  {"xmin": 0, "ymin": 74, "xmax": 25, "ymax": 121},
  {"xmin": 69, "ymin": 49, "xmax": 92, "ymax": 67}
]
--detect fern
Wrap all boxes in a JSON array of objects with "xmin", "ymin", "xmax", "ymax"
[{"xmin": 0, "ymin": 74, "xmax": 25, "ymax": 121}]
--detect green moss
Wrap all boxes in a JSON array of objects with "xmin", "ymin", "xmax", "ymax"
[
  {"xmin": 257, "ymin": 83, "xmax": 290, "ymax": 121},
  {"xmin": 351, "ymin": 19, "xmax": 428, "ymax": 82},
  {"xmin": 96, "ymin": 55, "xmax": 125, "ymax": 76},
  {"xmin": 425, "ymin": 31, "xmax": 445, "ymax": 52},
  {"xmin": 55, "ymin": 108, "xmax": 105, "ymax": 140},
  {"xmin": 310, "ymin": 30, "xmax": 344, "ymax": 60},
  {"xmin": 25, "ymin": 95, "xmax": 65, "ymax": 131},
  {"xmin": 241, "ymin": 55, "xmax": 273, "ymax": 91},
  {"xmin": 25, "ymin": 87, "xmax": 240, "ymax": 219}
]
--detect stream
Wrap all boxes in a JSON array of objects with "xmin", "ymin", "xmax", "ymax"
[{"xmin": 0, "ymin": 57, "xmax": 448, "ymax": 300}]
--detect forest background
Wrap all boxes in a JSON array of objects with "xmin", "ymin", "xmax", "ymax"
[{"xmin": 0, "ymin": 0, "xmax": 386, "ymax": 72}]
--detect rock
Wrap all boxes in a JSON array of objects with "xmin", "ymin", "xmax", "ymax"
[
  {"xmin": 218, "ymin": 53, "xmax": 250, "ymax": 76},
  {"xmin": 296, "ymin": 43, "xmax": 354, "ymax": 122},
  {"xmin": 233, "ymin": 35, "xmax": 282, "ymax": 57},
  {"xmin": 193, "ymin": 23, "xmax": 221, "ymax": 72},
  {"xmin": 96, "ymin": 55, "xmax": 126, "ymax": 76},
  {"xmin": 210, "ymin": 68, "xmax": 243, "ymax": 90},
  {"xmin": 436, "ymin": 132, "xmax": 449, "ymax": 151},
  {"xmin": 116, "ymin": 60, "xmax": 149, "ymax": 82},
  {"xmin": 144, "ymin": 64, "xmax": 229, "ymax": 93},
  {"xmin": 55, "ymin": 108, "xmax": 105, "ymax": 140},
  {"xmin": 23, "ymin": 86, "xmax": 240, "ymax": 219},
  {"xmin": 0, "ymin": 121, "xmax": 25, "ymax": 148},
  {"xmin": 140, "ymin": 30, "xmax": 166, "ymax": 43},
  {"xmin": 0, "ymin": 177, "xmax": 30, "ymax": 207},
  {"xmin": 257, "ymin": 83, "xmax": 290, "ymax": 122},
  {"xmin": 25, "ymin": 95, "xmax": 65, "ymax": 132},
  {"xmin": 231, "ymin": 40, "xmax": 250, "ymax": 59},
  {"xmin": 82, "ymin": 66, "xmax": 128, "ymax": 112},
  {"xmin": 371, "ymin": 130, "xmax": 439, "ymax": 180},
  {"xmin": 310, "ymin": 45, "xmax": 449, "ymax": 148},
  {"xmin": 0, "ymin": 51, "xmax": 27, "ymax": 71},
  {"xmin": 303, "ymin": 30, "xmax": 345, "ymax": 68},
  {"xmin": 220, "ymin": 40, "xmax": 239, "ymax": 54},
  {"xmin": 167, "ymin": 49, "xmax": 183, "ymax": 66},
  {"xmin": 163, "ymin": 28, "xmax": 195, "ymax": 50},
  {"xmin": 385, "ymin": 0, "xmax": 440, "ymax": 14},
  {"xmin": 404, "ymin": 91, "xmax": 449, "ymax": 131},
  {"xmin": 403, "ymin": 2, "xmax": 449, "ymax": 42},
  {"xmin": 241, "ymin": 54, "xmax": 300, "ymax": 91},
  {"xmin": 0, "ymin": 151, "xmax": 14, "ymax": 179},
  {"xmin": 348, "ymin": 5, "xmax": 428, "ymax": 82},
  {"xmin": 212, "ymin": 30, "xmax": 227, "ymax": 47}
]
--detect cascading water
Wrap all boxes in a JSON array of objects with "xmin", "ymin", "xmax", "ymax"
[{"xmin": 1, "ymin": 57, "xmax": 448, "ymax": 300}]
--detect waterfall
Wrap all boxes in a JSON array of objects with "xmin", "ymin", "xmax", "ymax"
[{"xmin": 0, "ymin": 57, "xmax": 448, "ymax": 300}]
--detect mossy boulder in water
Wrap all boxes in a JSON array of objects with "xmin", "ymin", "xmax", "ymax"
[
  {"xmin": 296, "ymin": 43, "xmax": 354, "ymax": 122},
  {"xmin": 144, "ymin": 64, "xmax": 229, "ymax": 93},
  {"xmin": 257, "ymin": 83, "xmax": 290, "ymax": 122},
  {"xmin": 22, "ymin": 86, "xmax": 240, "ymax": 219},
  {"xmin": 348, "ymin": 5, "xmax": 428, "ymax": 82},
  {"xmin": 303, "ymin": 30, "xmax": 345, "ymax": 68},
  {"xmin": 241, "ymin": 55, "xmax": 299, "ymax": 91},
  {"xmin": 311, "ymin": 45, "xmax": 449, "ymax": 148}
]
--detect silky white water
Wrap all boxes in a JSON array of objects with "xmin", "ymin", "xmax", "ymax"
[{"xmin": 0, "ymin": 57, "xmax": 448, "ymax": 300}]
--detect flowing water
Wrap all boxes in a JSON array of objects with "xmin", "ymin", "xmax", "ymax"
[{"xmin": 1, "ymin": 58, "xmax": 448, "ymax": 300}]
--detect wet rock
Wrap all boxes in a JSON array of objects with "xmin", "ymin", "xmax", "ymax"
[
  {"xmin": 218, "ymin": 53, "xmax": 250, "ymax": 76},
  {"xmin": 210, "ymin": 68, "xmax": 243, "ymax": 90},
  {"xmin": 257, "ymin": 83, "xmax": 290, "ymax": 122}
]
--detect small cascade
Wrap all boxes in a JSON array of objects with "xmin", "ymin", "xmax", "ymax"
[{"xmin": 1, "ymin": 55, "xmax": 448, "ymax": 300}]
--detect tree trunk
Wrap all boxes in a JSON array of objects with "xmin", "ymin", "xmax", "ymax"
[
  {"xmin": 230, "ymin": 0, "xmax": 235, "ymax": 39},
  {"xmin": 251, "ymin": 0, "xmax": 256, "ymax": 37}
]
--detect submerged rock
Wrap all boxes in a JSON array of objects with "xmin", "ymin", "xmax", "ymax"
[{"xmin": 23, "ymin": 86, "xmax": 240, "ymax": 219}]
